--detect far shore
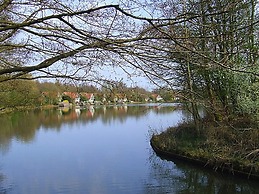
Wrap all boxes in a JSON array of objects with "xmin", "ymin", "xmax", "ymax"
[{"xmin": 0, "ymin": 102, "xmax": 178, "ymax": 115}]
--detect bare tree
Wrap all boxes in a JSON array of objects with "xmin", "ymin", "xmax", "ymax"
[
  {"xmin": 0, "ymin": 0, "xmax": 258, "ymax": 123},
  {"xmin": 0, "ymin": 0, "xmax": 155, "ymax": 82}
]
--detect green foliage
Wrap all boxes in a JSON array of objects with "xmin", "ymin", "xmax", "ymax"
[
  {"xmin": 79, "ymin": 95, "xmax": 88, "ymax": 102},
  {"xmin": 42, "ymin": 92, "xmax": 60, "ymax": 105},
  {"xmin": 0, "ymin": 76, "xmax": 41, "ymax": 109},
  {"xmin": 93, "ymin": 93, "xmax": 103, "ymax": 101},
  {"xmin": 163, "ymin": 0, "xmax": 259, "ymax": 125},
  {"xmin": 237, "ymin": 76, "xmax": 259, "ymax": 118}
]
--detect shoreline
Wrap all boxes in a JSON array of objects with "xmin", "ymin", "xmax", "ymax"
[
  {"xmin": 0, "ymin": 105, "xmax": 58, "ymax": 115},
  {"xmin": 150, "ymin": 137, "xmax": 259, "ymax": 180},
  {"xmin": 0, "ymin": 102, "xmax": 178, "ymax": 115},
  {"xmin": 150, "ymin": 123, "xmax": 259, "ymax": 180}
]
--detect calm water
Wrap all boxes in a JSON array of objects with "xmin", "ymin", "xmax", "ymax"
[{"xmin": 0, "ymin": 103, "xmax": 258, "ymax": 194}]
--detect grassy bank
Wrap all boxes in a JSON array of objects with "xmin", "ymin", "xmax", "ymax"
[{"xmin": 150, "ymin": 120, "xmax": 259, "ymax": 180}]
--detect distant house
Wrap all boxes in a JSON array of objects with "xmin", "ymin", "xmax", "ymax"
[
  {"xmin": 151, "ymin": 94, "xmax": 163, "ymax": 102},
  {"xmin": 63, "ymin": 92, "xmax": 80, "ymax": 104},
  {"xmin": 143, "ymin": 95, "xmax": 151, "ymax": 102},
  {"xmin": 114, "ymin": 94, "xmax": 128, "ymax": 104},
  {"xmin": 80, "ymin": 93, "xmax": 95, "ymax": 104}
]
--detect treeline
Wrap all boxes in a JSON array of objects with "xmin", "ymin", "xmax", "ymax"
[
  {"xmin": 0, "ymin": 78, "xmax": 175, "ymax": 109},
  {"xmin": 0, "ymin": 77, "xmax": 40, "ymax": 109}
]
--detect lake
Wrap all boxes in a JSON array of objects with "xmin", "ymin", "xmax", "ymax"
[{"xmin": 0, "ymin": 103, "xmax": 258, "ymax": 194}]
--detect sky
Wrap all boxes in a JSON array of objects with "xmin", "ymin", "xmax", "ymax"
[{"xmin": 98, "ymin": 66, "xmax": 155, "ymax": 90}]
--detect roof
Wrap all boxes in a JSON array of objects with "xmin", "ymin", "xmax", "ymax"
[
  {"xmin": 80, "ymin": 92, "xmax": 94, "ymax": 100},
  {"xmin": 63, "ymin": 92, "xmax": 79, "ymax": 99}
]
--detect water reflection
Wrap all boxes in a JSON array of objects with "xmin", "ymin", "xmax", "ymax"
[
  {"xmin": 0, "ymin": 173, "xmax": 5, "ymax": 193},
  {"xmin": 0, "ymin": 104, "xmax": 178, "ymax": 153},
  {"xmin": 146, "ymin": 150, "xmax": 259, "ymax": 194},
  {"xmin": 0, "ymin": 172, "xmax": 12, "ymax": 194},
  {"xmin": 1, "ymin": 104, "xmax": 259, "ymax": 194}
]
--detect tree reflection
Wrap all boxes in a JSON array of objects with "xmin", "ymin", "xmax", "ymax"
[
  {"xmin": 0, "ymin": 111, "xmax": 39, "ymax": 154},
  {"xmin": 0, "ymin": 172, "xmax": 12, "ymax": 193},
  {"xmin": 145, "ymin": 149, "xmax": 259, "ymax": 194},
  {"xmin": 0, "ymin": 104, "xmax": 178, "ymax": 153}
]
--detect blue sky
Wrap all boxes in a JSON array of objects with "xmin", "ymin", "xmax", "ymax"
[{"xmin": 98, "ymin": 66, "xmax": 154, "ymax": 90}]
